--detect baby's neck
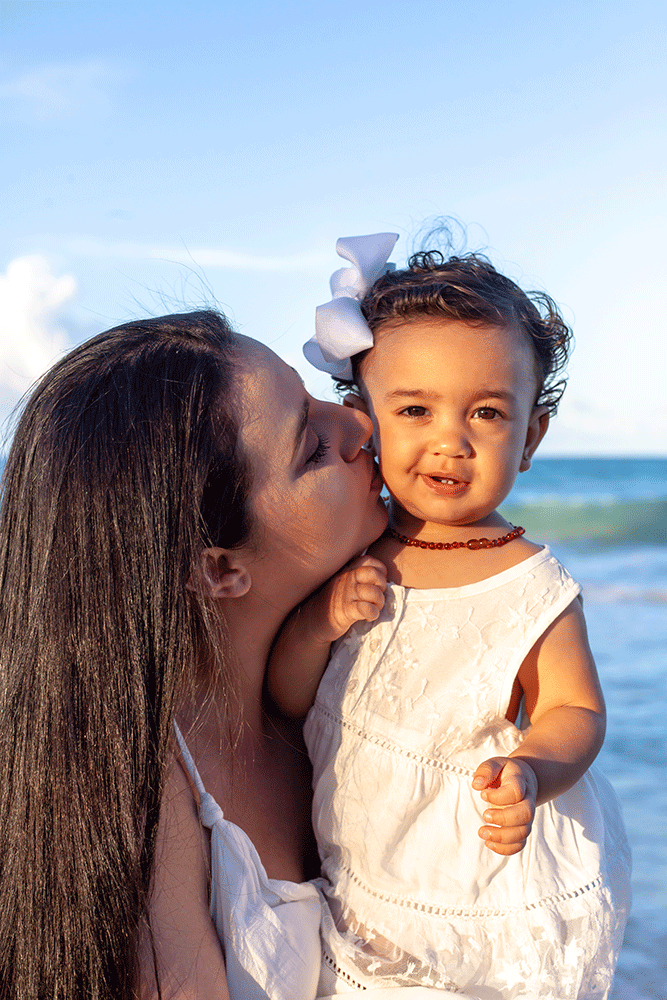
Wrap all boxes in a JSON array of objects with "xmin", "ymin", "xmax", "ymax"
[{"xmin": 369, "ymin": 505, "xmax": 543, "ymax": 589}]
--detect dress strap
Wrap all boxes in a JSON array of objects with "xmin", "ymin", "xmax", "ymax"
[{"xmin": 173, "ymin": 722, "xmax": 207, "ymax": 800}]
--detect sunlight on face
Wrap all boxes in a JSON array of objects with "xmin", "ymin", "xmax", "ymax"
[
  {"xmin": 234, "ymin": 338, "xmax": 387, "ymax": 608},
  {"xmin": 358, "ymin": 318, "xmax": 548, "ymax": 532}
]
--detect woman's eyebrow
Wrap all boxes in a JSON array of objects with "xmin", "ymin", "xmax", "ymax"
[{"xmin": 291, "ymin": 398, "xmax": 310, "ymax": 462}]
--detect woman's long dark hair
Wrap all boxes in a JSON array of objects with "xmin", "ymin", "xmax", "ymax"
[{"xmin": 0, "ymin": 311, "xmax": 252, "ymax": 999}]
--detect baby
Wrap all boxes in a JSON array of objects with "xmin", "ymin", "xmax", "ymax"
[{"xmin": 269, "ymin": 233, "xmax": 631, "ymax": 999}]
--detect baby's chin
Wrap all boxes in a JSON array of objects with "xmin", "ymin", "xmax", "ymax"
[{"xmin": 388, "ymin": 501, "xmax": 505, "ymax": 532}]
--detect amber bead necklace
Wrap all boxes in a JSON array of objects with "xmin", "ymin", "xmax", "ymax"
[{"xmin": 385, "ymin": 525, "xmax": 525, "ymax": 551}]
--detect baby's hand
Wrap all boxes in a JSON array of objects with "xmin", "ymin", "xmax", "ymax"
[
  {"xmin": 309, "ymin": 555, "xmax": 387, "ymax": 644},
  {"xmin": 471, "ymin": 757, "xmax": 538, "ymax": 856}
]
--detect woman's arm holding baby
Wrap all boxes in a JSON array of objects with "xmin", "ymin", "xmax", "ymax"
[
  {"xmin": 472, "ymin": 597, "xmax": 606, "ymax": 856},
  {"xmin": 267, "ymin": 555, "xmax": 387, "ymax": 718}
]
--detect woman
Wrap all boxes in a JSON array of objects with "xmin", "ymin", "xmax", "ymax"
[{"xmin": 0, "ymin": 310, "xmax": 387, "ymax": 999}]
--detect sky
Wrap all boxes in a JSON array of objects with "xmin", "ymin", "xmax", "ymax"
[{"xmin": 1, "ymin": 0, "xmax": 665, "ymax": 455}]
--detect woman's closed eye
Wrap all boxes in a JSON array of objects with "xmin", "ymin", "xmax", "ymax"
[{"xmin": 307, "ymin": 434, "xmax": 330, "ymax": 465}]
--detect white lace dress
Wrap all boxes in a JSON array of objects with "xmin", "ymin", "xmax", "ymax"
[{"xmin": 304, "ymin": 548, "xmax": 631, "ymax": 999}]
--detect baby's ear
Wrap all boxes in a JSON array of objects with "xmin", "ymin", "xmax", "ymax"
[
  {"xmin": 343, "ymin": 392, "xmax": 370, "ymax": 417},
  {"xmin": 187, "ymin": 548, "xmax": 252, "ymax": 599},
  {"xmin": 520, "ymin": 406, "xmax": 550, "ymax": 472}
]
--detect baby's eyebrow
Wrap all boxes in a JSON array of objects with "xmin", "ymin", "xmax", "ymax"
[
  {"xmin": 385, "ymin": 387, "xmax": 517, "ymax": 403},
  {"xmin": 473, "ymin": 389, "xmax": 517, "ymax": 402},
  {"xmin": 385, "ymin": 388, "xmax": 442, "ymax": 402}
]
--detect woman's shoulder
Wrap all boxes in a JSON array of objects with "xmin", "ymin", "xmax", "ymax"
[
  {"xmin": 161, "ymin": 748, "xmax": 211, "ymax": 857},
  {"xmin": 138, "ymin": 751, "xmax": 228, "ymax": 998}
]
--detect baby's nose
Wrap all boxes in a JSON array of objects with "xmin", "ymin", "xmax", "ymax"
[{"xmin": 429, "ymin": 425, "xmax": 472, "ymax": 458}]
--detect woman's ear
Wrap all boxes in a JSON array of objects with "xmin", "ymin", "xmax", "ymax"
[
  {"xmin": 520, "ymin": 405, "xmax": 550, "ymax": 472},
  {"xmin": 187, "ymin": 548, "xmax": 252, "ymax": 599}
]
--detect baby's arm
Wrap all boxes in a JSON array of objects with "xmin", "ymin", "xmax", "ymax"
[
  {"xmin": 472, "ymin": 597, "xmax": 606, "ymax": 856},
  {"xmin": 267, "ymin": 555, "xmax": 387, "ymax": 718}
]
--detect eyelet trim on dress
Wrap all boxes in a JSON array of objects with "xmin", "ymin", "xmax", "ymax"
[
  {"xmin": 323, "ymin": 943, "xmax": 466, "ymax": 993},
  {"xmin": 312, "ymin": 703, "xmax": 476, "ymax": 777},
  {"xmin": 337, "ymin": 863, "xmax": 606, "ymax": 918},
  {"xmin": 321, "ymin": 948, "xmax": 367, "ymax": 989}
]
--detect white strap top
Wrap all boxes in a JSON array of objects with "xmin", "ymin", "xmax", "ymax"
[{"xmin": 174, "ymin": 724, "xmax": 322, "ymax": 1000}]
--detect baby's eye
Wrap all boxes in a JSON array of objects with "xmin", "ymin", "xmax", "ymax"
[
  {"xmin": 307, "ymin": 435, "xmax": 330, "ymax": 465},
  {"xmin": 400, "ymin": 406, "xmax": 429, "ymax": 418},
  {"xmin": 473, "ymin": 407, "xmax": 500, "ymax": 420}
]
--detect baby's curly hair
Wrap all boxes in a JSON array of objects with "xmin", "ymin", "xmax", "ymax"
[{"xmin": 337, "ymin": 250, "xmax": 572, "ymax": 415}]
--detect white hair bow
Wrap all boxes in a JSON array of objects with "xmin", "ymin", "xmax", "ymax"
[{"xmin": 303, "ymin": 233, "xmax": 399, "ymax": 380}]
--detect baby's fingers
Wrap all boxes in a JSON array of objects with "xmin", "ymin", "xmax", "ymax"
[
  {"xmin": 352, "ymin": 565, "xmax": 388, "ymax": 596},
  {"xmin": 471, "ymin": 757, "xmax": 507, "ymax": 792},
  {"xmin": 478, "ymin": 821, "xmax": 532, "ymax": 856},
  {"xmin": 347, "ymin": 555, "xmax": 388, "ymax": 579},
  {"xmin": 482, "ymin": 799, "xmax": 535, "ymax": 832},
  {"xmin": 355, "ymin": 583, "xmax": 387, "ymax": 621},
  {"xmin": 482, "ymin": 777, "xmax": 526, "ymax": 807}
]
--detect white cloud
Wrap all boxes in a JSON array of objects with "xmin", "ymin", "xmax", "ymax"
[
  {"xmin": 0, "ymin": 59, "xmax": 118, "ymax": 120},
  {"xmin": 0, "ymin": 255, "xmax": 77, "ymax": 408}
]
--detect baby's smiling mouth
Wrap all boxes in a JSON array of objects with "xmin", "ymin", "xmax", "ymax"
[{"xmin": 421, "ymin": 474, "xmax": 468, "ymax": 496}]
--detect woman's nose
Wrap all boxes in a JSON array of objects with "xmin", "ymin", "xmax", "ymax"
[{"xmin": 339, "ymin": 405, "xmax": 373, "ymax": 461}]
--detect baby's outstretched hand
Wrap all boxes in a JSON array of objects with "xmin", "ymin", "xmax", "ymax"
[
  {"xmin": 310, "ymin": 555, "xmax": 387, "ymax": 644},
  {"xmin": 472, "ymin": 757, "xmax": 538, "ymax": 856}
]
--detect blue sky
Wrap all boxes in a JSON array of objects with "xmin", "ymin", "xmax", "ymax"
[{"xmin": 1, "ymin": 0, "xmax": 665, "ymax": 454}]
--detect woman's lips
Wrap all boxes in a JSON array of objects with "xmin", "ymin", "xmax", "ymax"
[
  {"xmin": 420, "ymin": 474, "xmax": 468, "ymax": 497},
  {"xmin": 370, "ymin": 464, "xmax": 384, "ymax": 491}
]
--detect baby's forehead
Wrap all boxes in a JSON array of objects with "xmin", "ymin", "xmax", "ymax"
[
  {"xmin": 370, "ymin": 314, "xmax": 525, "ymax": 342},
  {"xmin": 358, "ymin": 317, "xmax": 541, "ymax": 398},
  {"xmin": 364, "ymin": 316, "xmax": 534, "ymax": 363}
]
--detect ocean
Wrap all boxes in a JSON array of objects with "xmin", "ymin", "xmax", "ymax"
[
  {"xmin": 0, "ymin": 455, "xmax": 664, "ymax": 996},
  {"xmin": 501, "ymin": 457, "xmax": 667, "ymax": 1000}
]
